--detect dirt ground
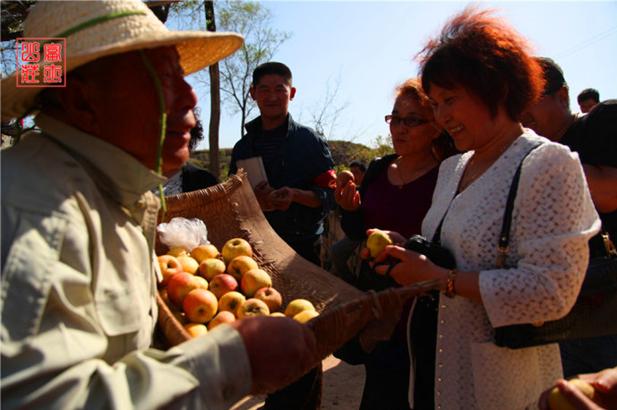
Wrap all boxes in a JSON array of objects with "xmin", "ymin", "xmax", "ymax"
[{"xmin": 230, "ymin": 355, "xmax": 365, "ymax": 410}]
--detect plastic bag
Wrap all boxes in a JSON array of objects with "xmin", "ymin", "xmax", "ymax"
[{"xmin": 157, "ymin": 217, "xmax": 209, "ymax": 252}]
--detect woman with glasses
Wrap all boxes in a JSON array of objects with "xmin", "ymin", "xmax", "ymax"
[
  {"xmin": 374, "ymin": 8, "xmax": 600, "ymax": 409},
  {"xmin": 332, "ymin": 78, "xmax": 455, "ymax": 410}
]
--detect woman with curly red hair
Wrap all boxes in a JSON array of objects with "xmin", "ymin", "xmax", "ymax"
[{"xmin": 375, "ymin": 7, "xmax": 600, "ymax": 409}]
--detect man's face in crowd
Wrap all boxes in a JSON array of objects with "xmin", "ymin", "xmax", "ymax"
[
  {"xmin": 521, "ymin": 87, "xmax": 570, "ymax": 141},
  {"xmin": 58, "ymin": 46, "xmax": 197, "ymax": 175},
  {"xmin": 250, "ymin": 74, "xmax": 296, "ymax": 122},
  {"xmin": 578, "ymin": 98, "xmax": 597, "ymax": 114}
]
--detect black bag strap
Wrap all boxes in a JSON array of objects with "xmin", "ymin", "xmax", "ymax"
[{"xmin": 496, "ymin": 141, "xmax": 543, "ymax": 268}]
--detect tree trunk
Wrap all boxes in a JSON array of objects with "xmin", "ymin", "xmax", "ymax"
[{"xmin": 205, "ymin": 1, "xmax": 221, "ymax": 179}]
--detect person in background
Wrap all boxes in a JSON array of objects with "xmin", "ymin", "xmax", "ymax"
[
  {"xmin": 522, "ymin": 57, "xmax": 617, "ymax": 378},
  {"xmin": 229, "ymin": 61, "xmax": 334, "ymax": 410},
  {"xmin": 1, "ymin": 1, "xmax": 318, "ymax": 408},
  {"xmin": 163, "ymin": 107, "xmax": 219, "ymax": 195},
  {"xmin": 374, "ymin": 8, "xmax": 600, "ymax": 409},
  {"xmin": 348, "ymin": 160, "xmax": 367, "ymax": 186},
  {"xmin": 229, "ymin": 62, "xmax": 335, "ymax": 267},
  {"xmin": 333, "ymin": 78, "xmax": 454, "ymax": 410},
  {"xmin": 578, "ymin": 88, "xmax": 601, "ymax": 114}
]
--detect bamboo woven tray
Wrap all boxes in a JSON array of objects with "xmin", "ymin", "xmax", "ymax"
[{"xmin": 156, "ymin": 171, "xmax": 439, "ymax": 360}]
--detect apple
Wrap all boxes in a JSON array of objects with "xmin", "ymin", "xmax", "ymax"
[
  {"xmin": 218, "ymin": 291, "xmax": 246, "ymax": 316},
  {"xmin": 199, "ymin": 258, "xmax": 227, "ymax": 280},
  {"xmin": 222, "ymin": 237, "xmax": 253, "ymax": 264},
  {"xmin": 183, "ymin": 288, "xmax": 218, "ymax": 323},
  {"xmin": 237, "ymin": 298, "xmax": 270, "ymax": 319},
  {"xmin": 284, "ymin": 299, "xmax": 316, "ymax": 318},
  {"xmin": 183, "ymin": 322, "xmax": 208, "ymax": 337},
  {"xmin": 157, "ymin": 255, "xmax": 183, "ymax": 286},
  {"xmin": 227, "ymin": 255, "xmax": 259, "ymax": 281},
  {"xmin": 240, "ymin": 268, "xmax": 272, "ymax": 297},
  {"xmin": 337, "ymin": 170, "xmax": 355, "ymax": 187},
  {"xmin": 254, "ymin": 286, "xmax": 283, "ymax": 312},
  {"xmin": 176, "ymin": 255, "xmax": 200, "ymax": 275},
  {"xmin": 167, "ymin": 272, "xmax": 209, "ymax": 307},
  {"xmin": 366, "ymin": 230, "xmax": 393, "ymax": 258},
  {"xmin": 548, "ymin": 379, "xmax": 595, "ymax": 410},
  {"xmin": 190, "ymin": 243, "xmax": 220, "ymax": 263},
  {"xmin": 208, "ymin": 311, "xmax": 236, "ymax": 330},
  {"xmin": 270, "ymin": 312, "xmax": 286, "ymax": 317},
  {"xmin": 293, "ymin": 309, "xmax": 319, "ymax": 324},
  {"xmin": 167, "ymin": 246, "xmax": 188, "ymax": 257},
  {"xmin": 209, "ymin": 274, "xmax": 239, "ymax": 299}
]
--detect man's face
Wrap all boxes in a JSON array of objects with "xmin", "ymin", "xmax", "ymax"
[
  {"xmin": 521, "ymin": 87, "xmax": 570, "ymax": 140},
  {"xmin": 250, "ymin": 74, "xmax": 296, "ymax": 121},
  {"xmin": 578, "ymin": 98, "xmax": 597, "ymax": 114},
  {"xmin": 81, "ymin": 46, "xmax": 197, "ymax": 175}
]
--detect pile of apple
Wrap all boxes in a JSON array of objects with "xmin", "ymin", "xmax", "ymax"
[{"xmin": 157, "ymin": 237, "xmax": 319, "ymax": 337}]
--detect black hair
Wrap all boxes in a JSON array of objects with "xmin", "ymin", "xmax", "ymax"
[
  {"xmin": 349, "ymin": 160, "xmax": 367, "ymax": 172},
  {"xmin": 577, "ymin": 88, "xmax": 600, "ymax": 104},
  {"xmin": 252, "ymin": 62, "xmax": 292, "ymax": 86}
]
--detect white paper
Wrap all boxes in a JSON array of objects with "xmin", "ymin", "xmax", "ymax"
[{"xmin": 236, "ymin": 156, "xmax": 268, "ymax": 188}]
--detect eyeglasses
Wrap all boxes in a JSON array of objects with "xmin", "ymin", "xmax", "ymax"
[{"xmin": 385, "ymin": 114, "xmax": 429, "ymax": 128}]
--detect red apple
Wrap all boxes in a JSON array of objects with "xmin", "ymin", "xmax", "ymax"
[
  {"xmin": 157, "ymin": 255, "xmax": 183, "ymax": 286},
  {"xmin": 254, "ymin": 286, "xmax": 283, "ymax": 312},
  {"xmin": 218, "ymin": 291, "xmax": 246, "ymax": 316},
  {"xmin": 227, "ymin": 255, "xmax": 259, "ymax": 281},
  {"xmin": 209, "ymin": 274, "xmax": 239, "ymax": 299},
  {"xmin": 240, "ymin": 268, "xmax": 272, "ymax": 297},
  {"xmin": 167, "ymin": 272, "xmax": 209, "ymax": 308},
  {"xmin": 183, "ymin": 289, "xmax": 218, "ymax": 323},
  {"xmin": 222, "ymin": 238, "xmax": 253, "ymax": 264},
  {"xmin": 237, "ymin": 298, "xmax": 270, "ymax": 319},
  {"xmin": 207, "ymin": 311, "xmax": 236, "ymax": 330}
]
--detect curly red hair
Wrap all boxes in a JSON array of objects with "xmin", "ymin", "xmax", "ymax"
[{"xmin": 418, "ymin": 7, "xmax": 545, "ymax": 121}]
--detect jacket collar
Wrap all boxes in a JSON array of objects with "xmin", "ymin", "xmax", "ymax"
[{"xmin": 244, "ymin": 113, "xmax": 298, "ymax": 136}]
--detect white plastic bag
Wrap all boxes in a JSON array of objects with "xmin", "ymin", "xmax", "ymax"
[{"xmin": 157, "ymin": 217, "xmax": 209, "ymax": 251}]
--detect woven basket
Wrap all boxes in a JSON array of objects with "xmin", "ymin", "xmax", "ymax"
[{"xmin": 156, "ymin": 171, "xmax": 438, "ymax": 360}]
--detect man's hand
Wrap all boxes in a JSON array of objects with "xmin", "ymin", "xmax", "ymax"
[
  {"xmin": 269, "ymin": 187, "xmax": 294, "ymax": 211},
  {"xmin": 231, "ymin": 317, "xmax": 319, "ymax": 394},
  {"xmin": 335, "ymin": 180, "xmax": 361, "ymax": 211},
  {"xmin": 539, "ymin": 368, "xmax": 617, "ymax": 410},
  {"xmin": 254, "ymin": 181, "xmax": 275, "ymax": 211}
]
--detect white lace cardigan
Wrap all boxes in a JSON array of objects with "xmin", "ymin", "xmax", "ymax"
[{"xmin": 408, "ymin": 130, "xmax": 600, "ymax": 410}]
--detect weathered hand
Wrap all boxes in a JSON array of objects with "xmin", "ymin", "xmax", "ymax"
[
  {"xmin": 269, "ymin": 187, "xmax": 294, "ymax": 211},
  {"xmin": 254, "ymin": 182, "xmax": 275, "ymax": 211},
  {"xmin": 335, "ymin": 181, "xmax": 361, "ymax": 211}
]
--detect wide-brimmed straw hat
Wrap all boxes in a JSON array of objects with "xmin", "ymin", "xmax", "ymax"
[{"xmin": 1, "ymin": 0, "xmax": 243, "ymax": 120}]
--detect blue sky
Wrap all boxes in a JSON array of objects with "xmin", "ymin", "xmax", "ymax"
[{"xmin": 182, "ymin": 1, "xmax": 617, "ymax": 150}]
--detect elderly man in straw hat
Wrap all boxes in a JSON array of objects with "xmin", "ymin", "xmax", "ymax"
[{"xmin": 0, "ymin": 1, "xmax": 318, "ymax": 409}]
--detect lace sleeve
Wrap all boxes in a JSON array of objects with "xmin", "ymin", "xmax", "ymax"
[{"xmin": 480, "ymin": 143, "xmax": 601, "ymax": 327}]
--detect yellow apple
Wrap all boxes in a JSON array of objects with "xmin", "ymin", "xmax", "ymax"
[
  {"xmin": 237, "ymin": 298, "xmax": 270, "ymax": 319},
  {"xmin": 548, "ymin": 379, "xmax": 595, "ymax": 410},
  {"xmin": 209, "ymin": 273, "xmax": 239, "ymax": 299},
  {"xmin": 190, "ymin": 243, "xmax": 220, "ymax": 263},
  {"xmin": 270, "ymin": 312, "xmax": 286, "ymax": 317},
  {"xmin": 157, "ymin": 255, "xmax": 183, "ymax": 286},
  {"xmin": 218, "ymin": 291, "xmax": 246, "ymax": 316},
  {"xmin": 198, "ymin": 258, "xmax": 226, "ymax": 281},
  {"xmin": 167, "ymin": 272, "xmax": 209, "ymax": 308},
  {"xmin": 176, "ymin": 255, "xmax": 200, "ymax": 275},
  {"xmin": 222, "ymin": 238, "xmax": 253, "ymax": 264},
  {"xmin": 168, "ymin": 246, "xmax": 188, "ymax": 257},
  {"xmin": 207, "ymin": 311, "xmax": 236, "ymax": 330},
  {"xmin": 366, "ymin": 230, "xmax": 393, "ymax": 258},
  {"xmin": 293, "ymin": 309, "xmax": 319, "ymax": 324},
  {"xmin": 183, "ymin": 322, "xmax": 208, "ymax": 338},
  {"xmin": 337, "ymin": 170, "xmax": 355, "ymax": 187},
  {"xmin": 183, "ymin": 288, "xmax": 218, "ymax": 323},
  {"xmin": 240, "ymin": 268, "xmax": 272, "ymax": 297},
  {"xmin": 254, "ymin": 286, "xmax": 283, "ymax": 312},
  {"xmin": 227, "ymin": 255, "xmax": 259, "ymax": 281},
  {"xmin": 284, "ymin": 298, "xmax": 316, "ymax": 318}
]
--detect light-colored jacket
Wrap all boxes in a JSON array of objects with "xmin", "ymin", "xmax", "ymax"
[
  {"xmin": 409, "ymin": 131, "xmax": 600, "ymax": 410},
  {"xmin": 1, "ymin": 115, "xmax": 251, "ymax": 409}
]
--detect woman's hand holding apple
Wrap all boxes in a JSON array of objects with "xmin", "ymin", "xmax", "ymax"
[
  {"xmin": 539, "ymin": 367, "xmax": 617, "ymax": 410},
  {"xmin": 372, "ymin": 245, "xmax": 447, "ymax": 287}
]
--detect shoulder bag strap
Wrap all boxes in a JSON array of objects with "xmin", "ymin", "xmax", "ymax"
[{"xmin": 496, "ymin": 141, "xmax": 543, "ymax": 268}]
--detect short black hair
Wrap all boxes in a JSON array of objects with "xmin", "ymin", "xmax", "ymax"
[
  {"xmin": 536, "ymin": 57, "xmax": 568, "ymax": 95},
  {"xmin": 577, "ymin": 88, "xmax": 600, "ymax": 104},
  {"xmin": 349, "ymin": 161, "xmax": 366, "ymax": 172},
  {"xmin": 252, "ymin": 62, "xmax": 292, "ymax": 86}
]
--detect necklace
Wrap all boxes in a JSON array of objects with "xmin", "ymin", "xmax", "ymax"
[{"xmin": 392, "ymin": 155, "xmax": 437, "ymax": 189}]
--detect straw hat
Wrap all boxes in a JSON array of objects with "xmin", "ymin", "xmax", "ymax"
[{"xmin": 1, "ymin": 0, "xmax": 243, "ymax": 120}]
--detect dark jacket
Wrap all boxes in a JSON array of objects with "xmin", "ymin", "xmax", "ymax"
[{"xmin": 229, "ymin": 115, "xmax": 334, "ymax": 244}]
